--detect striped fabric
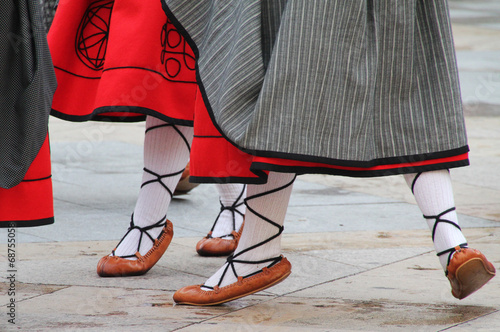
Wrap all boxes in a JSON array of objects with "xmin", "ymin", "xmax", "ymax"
[{"xmin": 163, "ymin": 1, "xmax": 468, "ymax": 171}]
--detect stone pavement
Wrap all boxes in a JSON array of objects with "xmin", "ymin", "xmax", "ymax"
[{"xmin": 1, "ymin": 1, "xmax": 500, "ymax": 331}]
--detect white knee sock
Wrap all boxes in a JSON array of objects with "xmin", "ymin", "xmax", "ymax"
[
  {"xmin": 404, "ymin": 170, "xmax": 467, "ymax": 270},
  {"xmin": 202, "ymin": 172, "xmax": 295, "ymax": 290},
  {"xmin": 114, "ymin": 117, "xmax": 193, "ymax": 258},
  {"xmin": 210, "ymin": 183, "xmax": 246, "ymax": 238}
]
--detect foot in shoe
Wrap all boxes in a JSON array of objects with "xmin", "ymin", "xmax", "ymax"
[
  {"xmin": 97, "ymin": 217, "xmax": 174, "ymax": 277},
  {"xmin": 196, "ymin": 196, "xmax": 245, "ymax": 256},
  {"xmin": 211, "ymin": 208, "xmax": 244, "ymax": 239},
  {"xmin": 173, "ymin": 256, "xmax": 291, "ymax": 305},
  {"xmin": 446, "ymin": 247, "xmax": 496, "ymax": 300},
  {"xmin": 196, "ymin": 221, "xmax": 244, "ymax": 257}
]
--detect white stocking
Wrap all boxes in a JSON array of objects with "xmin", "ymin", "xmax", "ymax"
[
  {"xmin": 210, "ymin": 183, "xmax": 246, "ymax": 239},
  {"xmin": 114, "ymin": 116, "xmax": 193, "ymax": 259},
  {"xmin": 202, "ymin": 172, "xmax": 295, "ymax": 290},
  {"xmin": 404, "ymin": 170, "xmax": 467, "ymax": 269}
]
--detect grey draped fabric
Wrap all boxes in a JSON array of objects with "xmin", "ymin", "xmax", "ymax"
[
  {"xmin": 0, "ymin": 0, "xmax": 57, "ymax": 188},
  {"xmin": 163, "ymin": 0, "xmax": 467, "ymax": 167},
  {"xmin": 42, "ymin": 0, "xmax": 58, "ymax": 32}
]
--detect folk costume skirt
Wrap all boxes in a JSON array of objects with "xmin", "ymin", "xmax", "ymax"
[
  {"xmin": 163, "ymin": 0, "xmax": 470, "ymax": 184},
  {"xmin": 0, "ymin": 0, "xmax": 56, "ymax": 227},
  {"xmin": 49, "ymin": 0, "xmax": 197, "ymax": 125}
]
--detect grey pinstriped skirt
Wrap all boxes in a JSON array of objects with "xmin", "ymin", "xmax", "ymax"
[{"xmin": 163, "ymin": 0, "xmax": 469, "ymax": 175}]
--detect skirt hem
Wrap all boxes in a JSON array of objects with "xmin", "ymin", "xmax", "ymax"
[
  {"xmin": 51, "ymin": 106, "xmax": 194, "ymax": 126},
  {"xmin": 0, "ymin": 218, "xmax": 54, "ymax": 228}
]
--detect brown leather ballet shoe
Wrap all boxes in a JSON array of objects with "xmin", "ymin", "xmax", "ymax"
[
  {"xmin": 446, "ymin": 246, "xmax": 496, "ymax": 300},
  {"xmin": 97, "ymin": 219, "xmax": 174, "ymax": 277},
  {"xmin": 173, "ymin": 256, "xmax": 291, "ymax": 305},
  {"xmin": 173, "ymin": 163, "xmax": 199, "ymax": 196},
  {"xmin": 196, "ymin": 222, "xmax": 244, "ymax": 256}
]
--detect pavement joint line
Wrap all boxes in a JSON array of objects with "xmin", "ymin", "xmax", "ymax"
[
  {"xmin": 14, "ymin": 281, "xmax": 179, "ymax": 293},
  {"xmin": 171, "ymin": 292, "xmax": 293, "ymax": 328},
  {"xmin": 291, "ymin": 250, "xmax": 371, "ymax": 269},
  {"xmin": 280, "ymin": 249, "xmax": 438, "ymax": 299},
  {"xmin": 290, "ymin": 201, "xmax": 403, "ymax": 207},
  {"xmin": 15, "ymin": 231, "xmax": 57, "ymax": 242},
  {"xmin": 1, "ymin": 284, "xmax": 72, "ymax": 306},
  {"xmin": 53, "ymin": 197, "xmax": 92, "ymax": 207},
  {"xmin": 279, "ymin": 269, "xmax": 364, "ymax": 299},
  {"xmin": 168, "ymin": 225, "xmax": 207, "ymax": 236},
  {"xmin": 167, "ymin": 291, "xmax": 289, "ymax": 331},
  {"xmin": 164, "ymin": 268, "xmax": 208, "ymax": 280},
  {"xmin": 437, "ymin": 309, "xmax": 500, "ymax": 332},
  {"xmin": 170, "ymin": 322, "xmax": 198, "ymax": 332}
]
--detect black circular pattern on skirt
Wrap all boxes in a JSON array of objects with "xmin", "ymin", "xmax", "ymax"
[
  {"xmin": 160, "ymin": 18, "xmax": 195, "ymax": 80},
  {"xmin": 75, "ymin": 0, "xmax": 113, "ymax": 70}
]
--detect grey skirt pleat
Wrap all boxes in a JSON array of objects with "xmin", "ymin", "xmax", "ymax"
[{"xmin": 163, "ymin": 0, "xmax": 467, "ymax": 166}]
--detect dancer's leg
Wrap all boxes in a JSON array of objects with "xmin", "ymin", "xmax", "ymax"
[
  {"xmin": 196, "ymin": 183, "xmax": 247, "ymax": 256},
  {"xmin": 203, "ymin": 172, "xmax": 295, "ymax": 289},
  {"xmin": 174, "ymin": 172, "xmax": 295, "ymax": 304},
  {"xmin": 404, "ymin": 170, "xmax": 467, "ymax": 269},
  {"xmin": 113, "ymin": 116, "xmax": 193, "ymax": 258},
  {"xmin": 211, "ymin": 183, "xmax": 246, "ymax": 239},
  {"xmin": 404, "ymin": 170, "xmax": 495, "ymax": 299}
]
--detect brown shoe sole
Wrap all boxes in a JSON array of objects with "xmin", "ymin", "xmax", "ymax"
[
  {"xmin": 174, "ymin": 256, "xmax": 291, "ymax": 305},
  {"xmin": 178, "ymin": 271, "xmax": 291, "ymax": 306},
  {"xmin": 451, "ymin": 257, "xmax": 495, "ymax": 300}
]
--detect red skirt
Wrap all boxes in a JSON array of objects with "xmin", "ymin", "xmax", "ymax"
[
  {"xmin": 0, "ymin": 136, "xmax": 54, "ymax": 227},
  {"xmin": 49, "ymin": 0, "xmax": 197, "ymax": 125}
]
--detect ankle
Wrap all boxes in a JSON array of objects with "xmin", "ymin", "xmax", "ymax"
[
  {"xmin": 438, "ymin": 243, "xmax": 468, "ymax": 271},
  {"xmin": 202, "ymin": 254, "xmax": 283, "ymax": 290},
  {"xmin": 211, "ymin": 209, "xmax": 244, "ymax": 238},
  {"xmin": 113, "ymin": 215, "xmax": 167, "ymax": 259}
]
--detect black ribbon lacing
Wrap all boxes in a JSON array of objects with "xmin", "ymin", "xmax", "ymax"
[
  {"xmin": 112, "ymin": 123, "xmax": 190, "ymax": 258},
  {"xmin": 411, "ymin": 172, "xmax": 468, "ymax": 273},
  {"xmin": 206, "ymin": 185, "xmax": 246, "ymax": 239},
  {"xmin": 112, "ymin": 214, "xmax": 167, "ymax": 258},
  {"xmin": 145, "ymin": 123, "xmax": 191, "ymax": 151},
  {"xmin": 142, "ymin": 123, "xmax": 191, "ymax": 198},
  {"xmin": 202, "ymin": 175, "xmax": 296, "ymax": 290}
]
